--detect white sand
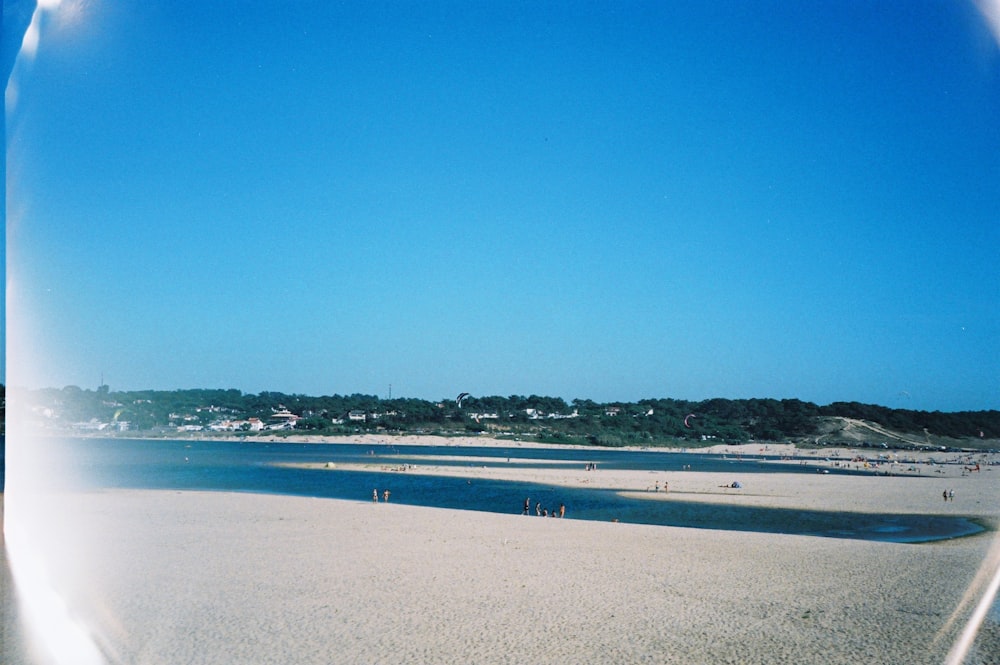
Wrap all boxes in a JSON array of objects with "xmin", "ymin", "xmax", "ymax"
[{"xmin": 4, "ymin": 445, "xmax": 999, "ymax": 664}]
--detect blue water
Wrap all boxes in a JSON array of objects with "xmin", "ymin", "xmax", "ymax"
[{"xmin": 13, "ymin": 437, "xmax": 986, "ymax": 543}]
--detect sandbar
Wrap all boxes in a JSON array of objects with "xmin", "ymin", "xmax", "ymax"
[{"xmin": 3, "ymin": 442, "xmax": 999, "ymax": 664}]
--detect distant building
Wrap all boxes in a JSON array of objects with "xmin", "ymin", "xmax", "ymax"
[
  {"xmin": 547, "ymin": 410, "xmax": 579, "ymax": 420},
  {"xmin": 269, "ymin": 409, "xmax": 299, "ymax": 428},
  {"xmin": 211, "ymin": 418, "xmax": 265, "ymax": 432},
  {"xmin": 347, "ymin": 410, "xmax": 367, "ymax": 422}
]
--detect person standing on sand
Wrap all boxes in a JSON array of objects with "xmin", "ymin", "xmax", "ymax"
[
  {"xmin": 949, "ymin": 488, "xmax": 955, "ymax": 501},
  {"xmin": 943, "ymin": 489, "xmax": 948, "ymax": 502}
]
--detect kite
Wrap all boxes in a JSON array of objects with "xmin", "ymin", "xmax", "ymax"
[{"xmin": 684, "ymin": 413, "xmax": 696, "ymax": 428}]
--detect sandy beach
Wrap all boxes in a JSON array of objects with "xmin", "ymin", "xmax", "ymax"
[{"xmin": 4, "ymin": 439, "xmax": 999, "ymax": 664}]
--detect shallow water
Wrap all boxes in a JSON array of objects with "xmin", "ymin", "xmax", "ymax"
[{"xmin": 10, "ymin": 437, "xmax": 985, "ymax": 543}]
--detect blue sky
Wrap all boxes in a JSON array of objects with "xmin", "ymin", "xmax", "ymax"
[{"xmin": 6, "ymin": 0, "xmax": 999, "ymax": 410}]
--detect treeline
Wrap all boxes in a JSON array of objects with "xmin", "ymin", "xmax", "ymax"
[{"xmin": 13, "ymin": 385, "xmax": 1000, "ymax": 446}]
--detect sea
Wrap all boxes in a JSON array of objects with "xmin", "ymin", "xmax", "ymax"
[{"xmin": 4, "ymin": 436, "xmax": 985, "ymax": 544}]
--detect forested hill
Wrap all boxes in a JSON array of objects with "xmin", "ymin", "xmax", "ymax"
[{"xmin": 11, "ymin": 385, "xmax": 998, "ymax": 450}]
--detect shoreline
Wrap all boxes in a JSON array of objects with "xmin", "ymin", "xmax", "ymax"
[
  {"xmin": 53, "ymin": 429, "xmax": 1000, "ymax": 465},
  {"xmin": 4, "ymin": 434, "xmax": 1000, "ymax": 663},
  {"xmin": 47, "ymin": 431, "xmax": 1000, "ymax": 485},
  {"xmin": 272, "ymin": 454, "xmax": 1000, "ymax": 540}
]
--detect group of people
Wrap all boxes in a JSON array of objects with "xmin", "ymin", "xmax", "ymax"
[
  {"xmin": 373, "ymin": 488, "xmax": 391, "ymax": 503},
  {"xmin": 942, "ymin": 488, "xmax": 955, "ymax": 501},
  {"xmin": 522, "ymin": 497, "xmax": 566, "ymax": 518}
]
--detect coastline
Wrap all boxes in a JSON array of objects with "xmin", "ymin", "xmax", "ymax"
[
  {"xmin": 4, "ymin": 435, "xmax": 999, "ymax": 663},
  {"xmin": 6, "ymin": 481, "xmax": 999, "ymax": 665},
  {"xmin": 103, "ymin": 430, "xmax": 1000, "ymax": 464}
]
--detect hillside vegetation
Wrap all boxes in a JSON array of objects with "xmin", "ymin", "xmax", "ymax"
[{"xmin": 11, "ymin": 385, "xmax": 999, "ymax": 452}]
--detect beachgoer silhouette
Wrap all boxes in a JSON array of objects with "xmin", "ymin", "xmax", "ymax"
[
  {"xmin": 559, "ymin": 503, "xmax": 565, "ymax": 518},
  {"xmin": 373, "ymin": 489, "xmax": 379, "ymax": 503},
  {"xmin": 948, "ymin": 489, "xmax": 954, "ymax": 501},
  {"xmin": 943, "ymin": 489, "xmax": 948, "ymax": 502},
  {"xmin": 383, "ymin": 489, "xmax": 390, "ymax": 502},
  {"xmin": 535, "ymin": 502, "xmax": 541, "ymax": 516},
  {"xmin": 523, "ymin": 498, "xmax": 530, "ymax": 515}
]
